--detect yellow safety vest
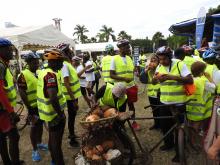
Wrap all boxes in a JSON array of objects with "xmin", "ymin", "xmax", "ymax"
[
  {"xmin": 100, "ymin": 83, "xmax": 127, "ymax": 111},
  {"xmin": 0, "ymin": 60, "xmax": 16, "ymax": 109},
  {"xmin": 183, "ymin": 56, "xmax": 196, "ymax": 71},
  {"xmin": 186, "ymin": 76, "xmax": 213, "ymax": 121},
  {"xmin": 37, "ymin": 68, "xmax": 67, "ymax": 121},
  {"xmin": 157, "ymin": 59, "xmax": 186, "ymax": 103},
  {"xmin": 61, "ymin": 61, "xmax": 81, "ymax": 101},
  {"xmin": 147, "ymin": 70, "xmax": 160, "ymax": 98},
  {"xmin": 101, "ymin": 55, "xmax": 113, "ymax": 83},
  {"xmin": 205, "ymin": 64, "xmax": 218, "ymax": 79},
  {"xmin": 21, "ymin": 69, "xmax": 38, "ymax": 108},
  {"xmin": 139, "ymin": 55, "xmax": 146, "ymax": 68},
  {"xmin": 113, "ymin": 55, "xmax": 134, "ymax": 87}
]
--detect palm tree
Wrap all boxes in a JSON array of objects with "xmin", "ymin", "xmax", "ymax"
[
  {"xmin": 90, "ymin": 37, "xmax": 97, "ymax": 43},
  {"xmin": 73, "ymin": 24, "xmax": 89, "ymax": 43},
  {"xmin": 118, "ymin": 31, "xmax": 132, "ymax": 40},
  {"xmin": 152, "ymin": 31, "xmax": 164, "ymax": 48},
  {"xmin": 99, "ymin": 25, "xmax": 116, "ymax": 42},
  {"xmin": 96, "ymin": 33, "xmax": 105, "ymax": 42}
]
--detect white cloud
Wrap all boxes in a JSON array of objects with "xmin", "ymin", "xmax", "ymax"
[{"xmin": 0, "ymin": 0, "xmax": 219, "ymax": 39}]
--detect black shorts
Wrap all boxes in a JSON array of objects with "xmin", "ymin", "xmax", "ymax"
[
  {"xmin": 48, "ymin": 116, "xmax": 65, "ymax": 132},
  {"xmin": 80, "ymin": 87, "xmax": 87, "ymax": 96}
]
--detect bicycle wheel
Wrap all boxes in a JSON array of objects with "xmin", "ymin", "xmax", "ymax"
[
  {"xmin": 116, "ymin": 129, "xmax": 136, "ymax": 165},
  {"xmin": 178, "ymin": 127, "xmax": 187, "ymax": 165},
  {"xmin": 14, "ymin": 102, "xmax": 28, "ymax": 131}
]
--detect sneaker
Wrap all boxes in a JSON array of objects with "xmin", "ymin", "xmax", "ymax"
[
  {"xmin": 159, "ymin": 144, "xmax": 174, "ymax": 151},
  {"xmin": 131, "ymin": 121, "xmax": 141, "ymax": 131},
  {"xmin": 32, "ymin": 150, "xmax": 41, "ymax": 162},
  {"xmin": 69, "ymin": 139, "xmax": 80, "ymax": 147},
  {"xmin": 171, "ymin": 154, "xmax": 180, "ymax": 163},
  {"xmin": 37, "ymin": 143, "xmax": 48, "ymax": 151}
]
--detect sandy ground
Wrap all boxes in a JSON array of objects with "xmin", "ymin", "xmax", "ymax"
[{"xmin": 0, "ymin": 81, "xmax": 215, "ymax": 165}]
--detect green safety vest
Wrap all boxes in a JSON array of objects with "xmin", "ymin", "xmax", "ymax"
[
  {"xmin": 100, "ymin": 83, "xmax": 127, "ymax": 110},
  {"xmin": 0, "ymin": 60, "xmax": 17, "ymax": 108},
  {"xmin": 147, "ymin": 71, "xmax": 160, "ymax": 98},
  {"xmin": 21, "ymin": 69, "xmax": 38, "ymax": 108},
  {"xmin": 101, "ymin": 55, "xmax": 113, "ymax": 83},
  {"xmin": 113, "ymin": 55, "xmax": 134, "ymax": 87},
  {"xmin": 37, "ymin": 68, "xmax": 67, "ymax": 121},
  {"xmin": 139, "ymin": 55, "xmax": 146, "ymax": 68},
  {"xmin": 205, "ymin": 64, "xmax": 218, "ymax": 79},
  {"xmin": 186, "ymin": 76, "xmax": 213, "ymax": 121},
  {"xmin": 183, "ymin": 56, "xmax": 196, "ymax": 71},
  {"xmin": 61, "ymin": 61, "xmax": 81, "ymax": 101},
  {"xmin": 157, "ymin": 59, "xmax": 186, "ymax": 103}
]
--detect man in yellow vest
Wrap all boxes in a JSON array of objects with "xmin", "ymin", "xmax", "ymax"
[
  {"xmin": 0, "ymin": 38, "xmax": 24, "ymax": 165},
  {"xmin": 17, "ymin": 52, "xmax": 48, "ymax": 162},
  {"xmin": 153, "ymin": 46, "xmax": 193, "ymax": 162},
  {"xmin": 93, "ymin": 82, "xmax": 127, "ymax": 112},
  {"xmin": 57, "ymin": 43, "xmax": 82, "ymax": 148},
  {"xmin": 37, "ymin": 50, "xmax": 67, "ymax": 165},
  {"xmin": 92, "ymin": 53, "xmax": 101, "ymax": 93},
  {"xmin": 139, "ymin": 50, "xmax": 147, "ymax": 71},
  {"xmin": 110, "ymin": 39, "xmax": 140, "ymax": 130},
  {"xmin": 101, "ymin": 44, "xmax": 114, "ymax": 84}
]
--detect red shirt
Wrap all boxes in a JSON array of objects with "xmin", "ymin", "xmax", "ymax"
[{"xmin": 43, "ymin": 72, "xmax": 58, "ymax": 98}]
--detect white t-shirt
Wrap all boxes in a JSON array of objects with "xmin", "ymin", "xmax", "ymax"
[
  {"xmin": 61, "ymin": 63, "xmax": 70, "ymax": 78},
  {"xmin": 110, "ymin": 56, "xmax": 127, "ymax": 70},
  {"xmin": 76, "ymin": 65, "xmax": 87, "ymax": 87},
  {"xmin": 85, "ymin": 60, "xmax": 95, "ymax": 82}
]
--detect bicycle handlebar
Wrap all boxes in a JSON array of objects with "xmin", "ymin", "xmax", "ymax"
[{"xmin": 144, "ymin": 99, "xmax": 197, "ymax": 109}]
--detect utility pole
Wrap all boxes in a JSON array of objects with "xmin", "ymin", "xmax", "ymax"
[{"xmin": 52, "ymin": 18, "xmax": 62, "ymax": 31}]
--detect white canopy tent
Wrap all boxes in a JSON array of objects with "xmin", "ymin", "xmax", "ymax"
[{"xmin": 0, "ymin": 24, "xmax": 75, "ymax": 48}]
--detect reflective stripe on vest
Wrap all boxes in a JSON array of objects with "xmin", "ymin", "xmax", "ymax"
[
  {"xmin": 4, "ymin": 67, "xmax": 16, "ymax": 107},
  {"xmin": 113, "ymin": 55, "xmax": 134, "ymax": 87},
  {"xmin": 61, "ymin": 61, "xmax": 81, "ymax": 100},
  {"xmin": 157, "ymin": 59, "xmax": 186, "ymax": 103},
  {"xmin": 37, "ymin": 68, "xmax": 67, "ymax": 121},
  {"xmin": 22, "ymin": 69, "xmax": 38, "ymax": 108},
  {"xmin": 147, "ymin": 71, "xmax": 160, "ymax": 97},
  {"xmin": 101, "ymin": 55, "xmax": 113, "ymax": 83},
  {"xmin": 100, "ymin": 83, "xmax": 127, "ymax": 110},
  {"xmin": 186, "ymin": 76, "xmax": 212, "ymax": 121}
]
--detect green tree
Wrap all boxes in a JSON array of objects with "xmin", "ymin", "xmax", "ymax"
[
  {"xmin": 152, "ymin": 31, "xmax": 164, "ymax": 48},
  {"xmin": 131, "ymin": 37, "xmax": 153, "ymax": 53},
  {"xmin": 118, "ymin": 31, "xmax": 132, "ymax": 40},
  {"xmin": 167, "ymin": 35, "xmax": 188, "ymax": 49},
  {"xmin": 99, "ymin": 25, "xmax": 116, "ymax": 42},
  {"xmin": 90, "ymin": 37, "xmax": 97, "ymax": 43},
  {"xmin": 208, "ymin": 5, "xmax": 220, "ymax": 15},
  {"xmin": 96, "ymin": 33, "xmax": 106, "ymax": 42},
  {"xmin": 73, "ymin": 24, "xmax": 89, "ymax": 43}
]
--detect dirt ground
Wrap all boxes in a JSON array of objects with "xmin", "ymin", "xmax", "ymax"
[{"xmin": 0, "ymin": 81, "xmax": 215, "ymax": 165}]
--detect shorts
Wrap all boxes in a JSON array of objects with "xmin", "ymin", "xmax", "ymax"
[
  {"xmin": 80, "ymin": 87, "xmax": 87, "ymax": 96},
  {"xmin": 48, "ymin": 116, "xmax": 66, "ymax": 132},
  {"xmin": 0, "ymin": 111, "xmax": 14, "ymax": 133}
]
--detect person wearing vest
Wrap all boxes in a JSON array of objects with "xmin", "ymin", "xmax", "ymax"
[
  {"xmin": 92, "ymin": 53, "xmax": 101, "ymax": 93},
  {"xmin": 37, "ymin": 50, "xmax": 67, "ymax": 165},
  {"xmin": 56, "ymin": 43, "xmax": 82, "ymax": 148},
  {"xmin": 110, "ymin": 39, "xmax": 140, "ymax": 130},
  {"xmin": 0, "ymin": 38, "xmax": 24, "ymax": 165},
  {"xmin": 93, "ymin": 83, "xmax": 127, "ymax": 112},
  {"xmin": 139, "ymin": 50, "xmax": 147, "ymax": 71},
  {"xmin": 145, "ymin": 54, "xmax": 161, "ymax": 130},
  {"xmin": 186, "ymin": 61, "xmax": 215, "ymax": 132},
  {"xmin": 153, "ymin": 46, "xmax": 193, "ymax": 163},
  {"xmin": 17, "ymin": 52, "xmax": 48, "ymax": 162},
  {"xmin": 101, "ymin": 44, "xmax": 115, "ymax": 84}
]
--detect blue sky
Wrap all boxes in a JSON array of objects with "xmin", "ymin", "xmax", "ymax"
[{"xmin": 0, "ymin": 0, "xmax": 219, "ymax": 40}]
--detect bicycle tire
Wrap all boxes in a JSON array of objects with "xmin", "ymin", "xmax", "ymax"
[
  {"xmin": 116, "ymin": 130, "xmax": 136, "ymax": 165},
  {"xmin": 178, "ymin": 127, "xmax": 187, "ymax": 165}
]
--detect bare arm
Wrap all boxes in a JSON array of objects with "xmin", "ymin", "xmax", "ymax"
[
  {"xmin": 63, "ymin": 76, "xmax": 75, "ymax": 100},
  {"xmin": 18, "ymin": 88, "xmax": 31, "ymax": 109}
]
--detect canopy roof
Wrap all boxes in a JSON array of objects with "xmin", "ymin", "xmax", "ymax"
[
  {"xmin": 0, "ymin": 24, "xmax": 75, "ymax": 48},
  {"xmin": 169, "ymin": 14, "xmax": 220, "ymax": 41},
  {"xmin": 75, "ymin": 42, "xmax": 118, "ymax": 52}
]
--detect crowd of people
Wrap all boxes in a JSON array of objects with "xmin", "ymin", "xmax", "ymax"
[{"xmin": 1, "ymin": 36, "xmax": 220, "ymax": 165}]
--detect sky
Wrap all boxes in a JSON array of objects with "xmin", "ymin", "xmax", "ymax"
[{"xmin": 0, "ymin": 0, "xmax": 219, "ymax": 40}]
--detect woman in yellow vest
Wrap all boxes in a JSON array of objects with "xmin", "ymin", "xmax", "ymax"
[
  {"xmin": 93, "ymin": 83, "xmax": 127, "ymax": 112},
  {"xmin": 56, "ymin": 43, "xmax": 82, "ymax": 148},
  {"xmin": 17, "ymin": 52, "xmax": 48, "ymax": 162},
  {"xmin": 37, "ymin": 50, "xmax": 67, "ymax": 165},
  {"xmin": 186, "ymin": 61, "xmax": 216, "ymax": 132},
  {"xmin": 153, "ymin": 46, "xmax": 193, "ymax": 163},
  {"xmin": 145, "ymin": 54, "xmax": 160, "ymax": 130}
]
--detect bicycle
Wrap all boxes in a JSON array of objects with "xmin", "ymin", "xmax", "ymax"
[{"xmin": 134, "ymin": 99, "xmax": 203, "ymax": 165}]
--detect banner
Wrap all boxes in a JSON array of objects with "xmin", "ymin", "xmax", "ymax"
[
  {"xmin": 133, "ymin": 46, "xmax": 140, "ymax": 66},
  {"xmin": 195, "ymin": 7, "xmax": 206, "ymax": 49}
]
